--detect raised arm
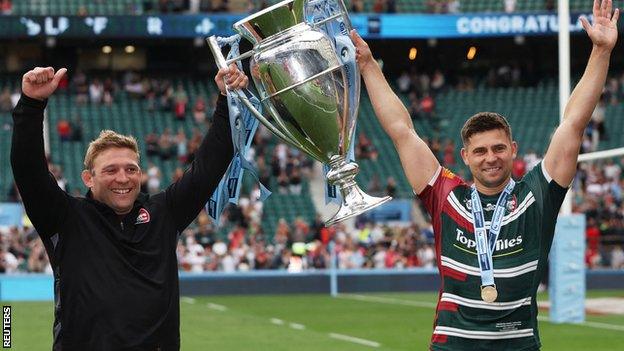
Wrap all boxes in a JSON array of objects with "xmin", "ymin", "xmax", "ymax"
[
  {"xmin": 165, "ymin": 65, "xmax": 246, "ymax": 230},
  {"xmin": 11, "ymin": 67, "xmax": 70, "ymax": 237},
  {"xmin": 544, "ymin": 0, "xmax": 619, "ymax": 186},
  {"xmin": 350, "ymin": 30, "xmax": 440, "ymax": 194}
]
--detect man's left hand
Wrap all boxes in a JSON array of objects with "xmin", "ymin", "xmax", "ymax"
[{"xmin": 581, "ymin": 0, "xmax": 619, "ymax": 51}]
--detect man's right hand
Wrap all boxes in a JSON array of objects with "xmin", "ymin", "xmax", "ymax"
[
  {"xmin": 349, "ymin": 29, "xmax": 375, "ymax": 73},
  {"xmin": 22, "ymin": 67, "xmax": 67, "ymax": 101},
  {"xmin": 214, "ymin": 64, "xmax": 248, "ymax": 96}
]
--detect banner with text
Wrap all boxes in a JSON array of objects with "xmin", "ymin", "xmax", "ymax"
[{"xmin": 0, "ymin": 12, "xmax": 597, "ymax": 39}]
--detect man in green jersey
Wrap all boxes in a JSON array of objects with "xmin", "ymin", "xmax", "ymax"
[{"xmin": 350, "ymin": 0, "xmax": 618, "ymax": 349}]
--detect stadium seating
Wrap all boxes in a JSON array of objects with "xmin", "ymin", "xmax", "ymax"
[
  {"xmin": 2, "ymin": 74, "xmax": 623, "ymax": 240},
  {"xmin": 12, "ymin": 0, "xmax": 145, "ymax": 15}
]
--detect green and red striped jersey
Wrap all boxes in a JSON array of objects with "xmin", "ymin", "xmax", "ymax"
[{"xmin": 419, "ymin": 162, "xmax": 568, "ymax": 351}]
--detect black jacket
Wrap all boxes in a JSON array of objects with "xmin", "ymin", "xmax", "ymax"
[{"xmin": 11, "ymin": 93, "xmax": 233, "ymax": 350}]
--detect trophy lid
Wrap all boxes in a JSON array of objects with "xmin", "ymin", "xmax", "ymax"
[{"xmin": 234, "ymin": 0, "xmax": 305, "ymax": 45}]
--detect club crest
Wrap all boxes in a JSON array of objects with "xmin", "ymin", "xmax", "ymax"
[{"xmin": 136, "ymin": 208, "xmax": 151, "ymax": 224}]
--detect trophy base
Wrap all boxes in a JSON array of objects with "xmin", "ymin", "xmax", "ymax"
[
  {"xmin": 325, "ymin": 189, "xmax": 392, "ymax": 226},
  {"xmin": 325, "ymin": 155, "xmax": 393, "ymax": 226}
]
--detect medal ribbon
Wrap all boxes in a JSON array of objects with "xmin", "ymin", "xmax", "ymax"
[{"xmin": 470, "ymin": 179, "xmax": 515, "ymax": 288}]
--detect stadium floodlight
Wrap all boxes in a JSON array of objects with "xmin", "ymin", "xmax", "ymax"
[{"xmin": 467, "ymin": 46, "xmax": 477, "ymax": 60}]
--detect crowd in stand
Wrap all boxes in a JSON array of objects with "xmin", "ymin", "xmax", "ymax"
[
  {"xmin": 175, "ymin": 211, "xmax": 437, "ymax": 272},
  {"xmin": 4, "ymin": 150, "xmax": 624, "ymax": 273},
  {"xmin": 3, "ymin": 67, "xmax": 624, "ymax": 273}
]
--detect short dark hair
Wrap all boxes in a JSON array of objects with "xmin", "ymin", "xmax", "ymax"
[{"xmin": 460, "ymin": 112, "xmax": 512, "ymax": 145}]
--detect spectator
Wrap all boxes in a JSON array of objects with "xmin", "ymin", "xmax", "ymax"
[
  {"xmin": 612, "ymin": 246, "xmax": 624, "ymax": 268},
  {"xmin": 373, "ymin": 0, "xmax": 385, "ymax": 13},
  {"xmin": 442, "ymin": 139, "xmax": 456, "ymax": 167},
  {"xmin": 592, "ymin": 97, "xmax": 607, "ymax": 142},
  {"xmin": 193, "ymin": 96, "xmax": 207, "ymax": 124},
  {"xmin": 0, "ymin": 0, "xmax": 11, "ymax": 15},
  {"xmin": 419, "ymin": 94, "xmax": 435, "ymax": 120},
  {"xmin": 447, "ymin": 0, "xmax": 460, "ymax": 13},
  {"xmin": 289, "ymin": 168, "xmax": 302, "ymax": 195},
  {"xmin": 77, "ymin": 5, "xmax": 88, "ymax": 16},
  {"xmin": 102, "ymin": 78, "xmax": 115, "ymax": 105},
  {"xmin": 0, "ymin": 87, "xmax": 12, "ymax": 112},
  {"xmin": 396, "ymin": 71, "xmax": 411, "ymax": 94},
  {"xmin": 277, "ymin": 170, "xmax": 289, "ymax": 194},
  {"xmin": 408, "ymin": 92, "xmax": 421, "ymax": 120},
  {"xmin": 145, "ymin": 132, "xmax": 160, "ymax": 158},
  {"xmin": 146, "ymin": 162, "xmax": 162, "ymax": 194},
  {"xmin": 356, "ymin": 132, "xmax": 378, "ymax": 161},
  {"xmin": 350, "ymin": 0, "xmax": 364, "ymax": 12},
  {"xmin": 173, "ymin": 84, "xmax": 188, "ymax": 121},
  {"xmin": 385, "ymin": 176, "xmax": 397, "ymax": 197},
  {"xmin": 70, "ymin": 115, "xmax": 83, "ymax": 142},
  {"xmin": 427, "ymin": 0, "xmax": 446, "ymax": 13},
  {"xmin": 504, "ymin": 0, "xmax": 516, "ymax": 13},
  {"xmin": 56, "ymin": 119, "xmax": 72, "ymax": 142},
  {"xmin": 430, "ymin": 69, "xmax": 446, "ymax": 95},
  {"xmin": 10, "ymin": 88, "xmax": 20, "ymax": 108},
  {"xmin": 89, "ymin": 78, "xmax": 103, "ymax": 104},
  {"xmin": 386, "ymin": 0, "xmax": 396, "ymax": 13},
  {"xmin": 158, "ymin": 128, "xmax": 175, "ymax": 160},
  {"xmin": 72, "ymin": 71, "xmax": 89, "ymax": 104}
]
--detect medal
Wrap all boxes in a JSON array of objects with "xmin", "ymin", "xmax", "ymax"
[{"xmin": 481, "ymin": 285, "xmax": 498, "ymax": 303}]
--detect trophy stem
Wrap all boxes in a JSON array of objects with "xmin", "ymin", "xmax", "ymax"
[{"xmin": 325, "ymin": 155, "xmax": 392, "ymax": 226}]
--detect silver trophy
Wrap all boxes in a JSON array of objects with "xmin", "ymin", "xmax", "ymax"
[{"xmin": 208, "ymin": 0, "xmax": 391, "ymax": 225}]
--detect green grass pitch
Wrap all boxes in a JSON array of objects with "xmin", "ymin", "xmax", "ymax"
[{"xmin": 6, "ymin": 290, "xmax": 624, "ymax": 350}]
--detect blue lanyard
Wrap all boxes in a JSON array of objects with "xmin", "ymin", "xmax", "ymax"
[{"xmin": 470, "ymin": 179, "xmax": 515, "ymax": 288}]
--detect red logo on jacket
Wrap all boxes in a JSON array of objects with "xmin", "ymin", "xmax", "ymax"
[{"xmin": 136, "ymin": 208, "xmax": 150, "ymax": 224}]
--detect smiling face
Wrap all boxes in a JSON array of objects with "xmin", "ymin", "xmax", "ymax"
[
  {"xmin": 81, "ymin": 147, "xmax": 141, "ymax": 215},
  {"xmin": 461, "ymin": 128, "xmax": 517, "ymax": 195}
]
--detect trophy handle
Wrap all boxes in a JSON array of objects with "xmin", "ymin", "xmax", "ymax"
[{"xmin": 207, "ymin": 36, "xmax": 305, "ymax": 151}]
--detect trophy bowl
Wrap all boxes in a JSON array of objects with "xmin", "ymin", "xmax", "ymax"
[{"xmin": 208, "ymin": 0, "xmax": 391, "ymax": 225}]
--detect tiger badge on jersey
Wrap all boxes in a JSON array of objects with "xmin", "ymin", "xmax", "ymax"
[{"xmin": 506, "ymin": 195, "xmax": 517, "ymax": 213}]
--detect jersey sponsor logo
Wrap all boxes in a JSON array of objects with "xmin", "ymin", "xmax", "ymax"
[
  {"xmin": 136, "ymin": 208, "xmax": 150, "ymax": 224},
  {"xmin": 455, "ymin": 229, "xmax": 522, "ymax": 253}
]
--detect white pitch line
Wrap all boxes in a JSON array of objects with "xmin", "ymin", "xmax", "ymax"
[
  {"xmin": 289, "ymin": 322, "xmax": 306, "ymax": 330},
  {"xmin": 206, "ymin": 303, "xmax": 227, "ymax": 311},
  {"xmin": 537, "ymin": 316, "xmax": 624, "ymax": 332},
  {"xmin": 329, "ymin": 333, "xmax": 380, "ymax": 348},
  {"xmin": 344, "ymin": 294, "xmax": 624, "ymax": 333},
  {"xmin": 339, "ymin": 294, "xmax": 437, "ymax": 308},
  {"xmin": 181, "ymin": 297, "xmax": 196, "ymax": 304},
  {"xmin": 270, "ymin": 318, "xmax": 285, "ymax": 325},
  {"xmin": 582, "ymin": 321, "xmax": 624, "ymax": 332}
]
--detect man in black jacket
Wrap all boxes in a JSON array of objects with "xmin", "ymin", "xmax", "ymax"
[{"xmin": 11, "ymin": 66, "xmax": 247, "ymax": 350}]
